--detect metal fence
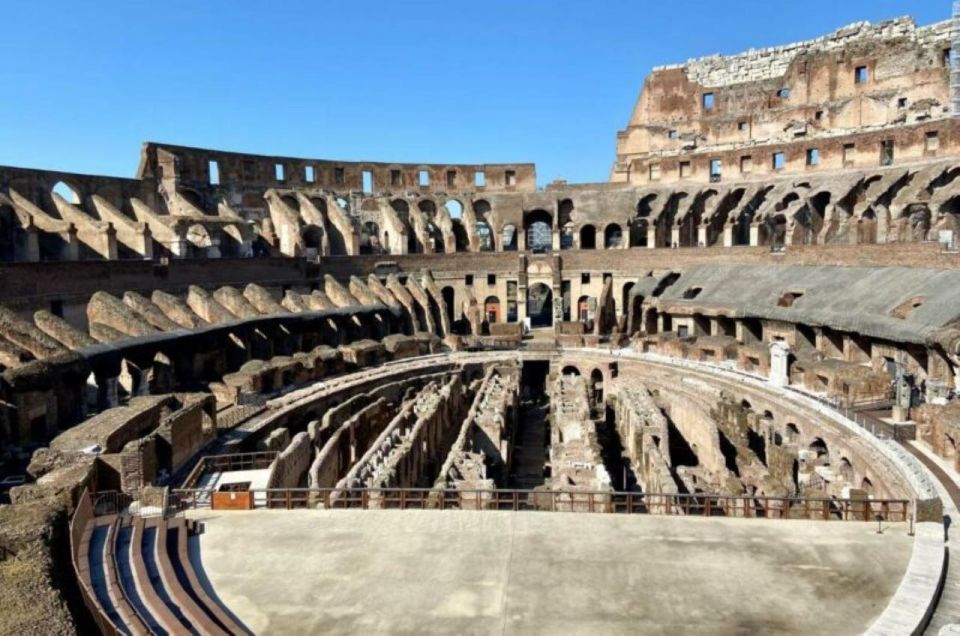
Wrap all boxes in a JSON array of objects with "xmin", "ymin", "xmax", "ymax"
[
  {"xmin": 180, "ymin": 450, "xmax": 278, "ymax": 489},
  {"xmin": 164, "ymin": 486, "xmax": 909, "ymax": 522}
]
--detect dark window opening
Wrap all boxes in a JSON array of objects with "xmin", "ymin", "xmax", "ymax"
[
  {"xmin": 487, "ymin": 274, "xmax": 496, "ymax": 285},
  {"xmin": 581, "ymin": 273, "xmax": 590, "ymax": 284},
  {"xmin": 682, "ymin": 286, "xmax": 702, "ymax": 299},
  {"xmin": 854, "ymin": 66, "xmax": 869, "ymax": 84},
  {"xmin": 880, "ymin": 140, "xmax": 894, "ymax": 166},
  {"xmin": 777, "ymin": 291, "xmax": 804, "ymax": 307},
  {"xmin": 446, "ymin": 170, "xmax": 456, "ymax": 187},
  {"xmin": 334, "ymin": 167, "xmax": 345, "ymax": 185},
  {"xmin": 390, "ymin": 170, "xmax": 402, "ymax": 187},
  {"xmin": 505, "ymin": 170, "xmax": 517, "ymax": 187},
  {"xmin": 465, "ymin": 274, "xmax": 474, "ymax": 285}
]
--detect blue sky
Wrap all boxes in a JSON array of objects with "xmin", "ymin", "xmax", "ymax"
[{"xmin": 0, "ymin": 1, "xmax": 948, "ymax": 185}]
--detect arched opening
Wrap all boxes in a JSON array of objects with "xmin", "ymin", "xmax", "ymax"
[
  {"xmin": 621, "ymin": 282, "xmax": 634, "ymax": 320},
  {"xmin": 360, "ymin": 221, "xmax": 382, "ymax": 254},
  {"xmin": 860, "ymin": 477, "xmax": 874, "ymax": 495},
  {"xmin": 221, "ymin": 224, "xmax": 248, "ymax": 258},
  {"xmin": 785, "ymin": 423, "xmax": 800, "ymax": 442},
  {"xmin": 475, "ymin": 221, "xmax": 494, "ymax": 251},
  {"xmin": 604, "ymin": 224, "xmax": 623, "ymax": 249},
  {"xmin": 186, "ymin": 224, "xmax": 220, "ymax": 258},
  {"xmin": 858, "ymin": 209, "xmax": 878, "ymax": 244},
  {"xmin": 301, "ymin": 224, "xmax": 324, "ymax": 256},
  {"xmin": 52, "ymin": 181, "xmax": 81, "ymax": 205},
  {"xmin": 579, "ymin": 225, "xmax": 596, "ymax": 250},
  {"xmin": 524, "ymin": 209, "xmax": 553, "ymax": 252},
  {"xmin": 590, "ymin": 368, "xmax": 604, "ymax": 407},
  {"xmin": 577, "ymin": 295, "xmax": 592, "ymax": 323},
  {"xmin": 561, "ymin": 365, "xmax": 580, "ymax": 376},
  {"xmin": 451, "ymin": 221, "xmax": 469, "ymax": 252},
  {"xmin": 444, "ymin": 200, "xmax": 463, "ymax": 220},
  {"xmin": 526, "ymin": 282, "xmax": 553, "ymax": 327},
  {"xmin": 441, "ymin": 286, "xmax": 456, "ymax": 327},
  {"xmin": 809, "ymin": 437, "xmax": 829, "ymax": 461},
  {"xmin": 483, "ymin": 295, "xmax": 500, "ymax": 334},
  {"xmin": 501, "ymin": 224, "xmax": 518, "ymax": 251}
]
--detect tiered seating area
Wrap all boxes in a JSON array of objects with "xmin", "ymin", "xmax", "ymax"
[{"xmin": 72, "ymin": 494, "xmax": 247, "ymax": 635}]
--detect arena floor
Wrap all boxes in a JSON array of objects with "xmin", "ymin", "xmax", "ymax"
[{"xmin": 187, "ymin": 509, "xmax": 912, "ymax": 635}]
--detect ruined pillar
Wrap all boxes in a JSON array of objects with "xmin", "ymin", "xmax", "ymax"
[
  {"xmin": 748, "ymin": 224, "xmax": 760, "ymax": 247},
  {"xmin": 722, "ymin": 225, "xmax": 733, "ymax": 248},
  {"xmin": 66, "ymin": 224, "xmax": 80, "ymax": 260},
  {"xmin": 646, "ymin": 226, "xmax": 656, "ymax": 248},
  {"xmin": 24, "ymin": 224, "xmax": 40, "ymax": 262},
  {"xmin": 769, "ymin": 341, "xmax": 790, "ymax": 387},
  {"xmin": 697, "ymin": 225, "xmax": 707, "ymax": 247},
  {"xmin": 670, "ymin": 226, "xmax": 681, "ymax": 248}
]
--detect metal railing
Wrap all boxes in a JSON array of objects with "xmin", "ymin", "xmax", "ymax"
[
  {"xmin": 180, "ymin": 450, "xmax": 278, "ymax": 489},
  {"xmin": 163, "ymin": 486, "xmax": 909, "ymax": 522}
]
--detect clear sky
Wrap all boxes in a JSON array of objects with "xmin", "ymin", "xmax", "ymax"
[{"xmin": 0, "ymin": 1, "xmax": 948, "ymax": 185}]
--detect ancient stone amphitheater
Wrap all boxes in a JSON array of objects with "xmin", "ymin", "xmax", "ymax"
[{"xmin": 2, "ymin": 14, "xmax": 960, "ymax": 636}]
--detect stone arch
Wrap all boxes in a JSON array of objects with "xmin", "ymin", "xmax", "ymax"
[
  {"xmin": 186, "ymin": 224, "xmax": 220, "ymax": 258},
  {"xmin": 579, "ymin": 225, "xmax": 596, "ymax": 250},
  {"xmin": 360, "ymin": 221, "xmax": 382, "ymax": 254},
  {"xmin": 590, "ymin": 368, "xmax": 604, "ymax": 406},
  {"xmin": 444, "ymin": 199, "xmax": 463, "ymax": 220},
  {"xmin": 451, "ymin": 221, "xmax": 469, "ymax": 252},
  {"xmin": 621, "ymin": 282, "xmax": 634, "ymax": 319},
  {"xmin": 526, "ymin": 282, "xmax": 553, "ymax": 327},
  {"xmin": 604, "ymin": 223, "xmax": 623, "ymax": 249},
  {"xmin": 302, "ymin": 224, "xmax": 324, "ymax": 253},
  {"xmin": 483, "ymin": 295, "xmax": 500, "ymax": 333},
  {"xmin": 475, "ymin": 220, "xmax": 494, "ymax": 251},
  {"xmin": 52, "ymin": 180, "xmax": 82, "ymax": 205},
  {"xmin": 524, "ymin": 209, "xmax": 553, "ymax": 252}
]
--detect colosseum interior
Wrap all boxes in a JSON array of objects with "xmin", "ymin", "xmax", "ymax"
[{"xmin": 2, "ymin": 11, "xmax": 960, "ymax": 636}]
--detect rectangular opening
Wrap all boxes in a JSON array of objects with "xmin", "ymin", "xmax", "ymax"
[
  {"xmin": 772, "ymin": 152, "xmax": 785, "ymax": 171},
  {"xmin": 667, "ymin": 129, "xmax": 679, "ymax": 139},
  {"xmin": 854, "ymin": 66, "xmax": 869, "ymax": 84},
  {"xmin": 391, "ymin": 169, "xmax": 402, "ymax": 187},
  {"xmin": 805, "ymin": 148, "xmax": 819, "ymax": 166},
  {"xmin": 505, "ymin": 170, "xmax": 517, "ymax": 187},
  {"xmin": 334, "ymin": 167, "xmax": 345, "ymax": 185},
  {"xmin": 446, "ymin": 170, "xmax": 456, "ymax": 187},
  {"xmin": 776, "ymin": 87, "xmax": 790, "ymax": 99},
  {"xmin": 679, "ymin": 161, "xmax": 692, "ymax": 179},
  {"xmin": 879, "ymin": 140, "xmax": 894, "ymax": 166},
  {"xmin": 677, "ymin": 325, "xmax": 689, "ymax": 338},
  {"xmin": 702, "ymin": 92, "xmax": 715, "ymax": 110},
  {"xmin": 474, "ymin": 170, "xmax": 486, "ymax": 187},
  {"xmin": 843, "ymin": 143, "xmax": 855, "ymax": 167},
  {"xmin": 649, "ymin": 163, "xmax": 661, "ymax": 181},
  {"xmin": 208, "ymin": 160, "xmax": 220, "ymax": 185},
  {"xmin": 419, "ymin": 170, "xmax": 430, "ymax": 187},
  {"xmin": 304, "ymin": 165, "xmax": 316, "ymax": 183},
  {"xmin": 709, "ymin": 159, "xmax": 722, "ymax": 182},
  {"xmin": 581, "ymin": 272, "xmax": 590, "ymax": 284},
  {"xmin": 740, "ymin": 155, "xmax": 752, "ymax": 174},
  {"xmin": 815, "ymin": 110, "xmax": 824, "ymax": 120},
  {"xmin": 362, "ymin": 170, "xmax": 373, "ymax": 194},
  {"xmin": 487, "ymin": 274, "xmax": 496, "ymax": 285},
  {"xmin": 896, "ymin": 97, "xmax": 908, "ymax": 109},
  {"xmin": 50, "ymin": 299, "xmax": 63, "ymax": 318},
  {"xmin": 926, "ymin": 131, "xmax": 940, "ymax": 153},
  {"xmin": 737, "ymin": 121, "xmax": 748, "ymax": 131},
  {"xmin": 274, "ymin": 163, "xmax": 285, "ymax": 182},
  {"xmin": 944, "ymin": 48, "xmax": 953, "ymax": 67},
  {"xmin": 465, "ymin": 274, "xmax": 474, "ymax": 285},
  {"xmin": 243, "ymin": 160, "xmax": 256, "ymax": 180}
]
